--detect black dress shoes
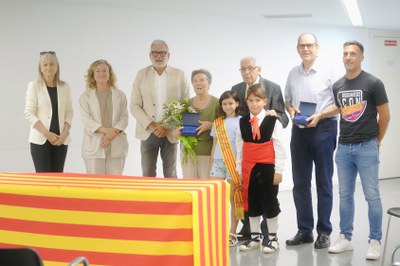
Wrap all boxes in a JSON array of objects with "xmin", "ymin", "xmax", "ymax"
[
  {"xmin": 314, "ymin": 233, "xmax": 330, "ymax": 249},
  {"xmin": 286, "ymin": 232, "xmax": 314, "ymax": 245}
]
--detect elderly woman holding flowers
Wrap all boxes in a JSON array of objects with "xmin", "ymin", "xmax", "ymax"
[{"xmin": 181, "ymin": 69, "xmax": 219, "ymax": 179}]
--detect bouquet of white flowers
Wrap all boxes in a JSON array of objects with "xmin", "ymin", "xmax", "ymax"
[{"xmin": 159, "ymin": 98, "xmax": 198, "ymax": 164}]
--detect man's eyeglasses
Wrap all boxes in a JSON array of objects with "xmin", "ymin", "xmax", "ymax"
[
  {"xmin": 151, "ymin": 51, "xmax": 168, "ymax": 57},
  {"xmin": 40, "ymin": 51, "xmax": 56, "ymax": 56},
  {"xmin": 239, "ymin": 66, "xmax": 258, "ymax": 73},
  {"xmin": 297, "ymin": 43, "xmax": 316, "ymax": 50}
]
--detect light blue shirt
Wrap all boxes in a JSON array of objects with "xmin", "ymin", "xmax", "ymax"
[
  {"xmin": 210, "ymin": 116, "xmax": 241, "ymax": 160},
  {"xmin": 284, "ymin": 61, "xmax": 337, "ymax": 114}
]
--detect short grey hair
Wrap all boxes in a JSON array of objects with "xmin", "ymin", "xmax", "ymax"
[
  {"xmin": 150, "ymin": 39, "xmax": 169, "ymax": 52},
  {"xmin": 240, "ymin": 56, "xmax": 257, "ymax": 66},
  {"xmin": 297, "ymin": 33, "xmax": 318, "ymax": 45},
  {"xmin": 191, "ymin": 69, "xmax": 212, "ymax": 84}
]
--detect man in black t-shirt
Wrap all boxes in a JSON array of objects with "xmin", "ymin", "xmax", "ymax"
[{"xmin": 308, "ymin": 41, "xmax": 390, "ymax": 261}]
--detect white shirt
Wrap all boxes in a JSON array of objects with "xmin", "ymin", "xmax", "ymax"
[
  {"xmin": 235, "ymin": 109, "xmax": 286, "ymax": 174},
  {"xmin": 154, "ymin": 68, "xmax": 167, "ymax": 121}
]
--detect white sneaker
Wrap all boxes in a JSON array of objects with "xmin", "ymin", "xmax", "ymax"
[
  {"xmin": 263, "ymin": 238, "xmax": 280, "ymax": 254},
  {"xmin": 239, "ymin": 237, "xmax": 261, "ymax": 251},
  {"xmin": 366, "ymin": 239, "xmax": 381, "ymax": 260},
  {"xmin": 328, "ymin": 234, "xmax": 353, "ymax": 254}
]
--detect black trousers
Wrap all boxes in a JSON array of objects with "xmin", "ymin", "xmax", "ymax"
[
  {"xmin": 30, "ymin": 141, "xmax": 68, "ymax": 172},
  {"xmin": 240, "ymin": 163, "xmax": 280, "ymax": 237},
  {"xmin": 247, "ymin": 163, "xmax": 280, "ymax": 218}
]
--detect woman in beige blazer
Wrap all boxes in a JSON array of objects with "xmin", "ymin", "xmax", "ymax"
[
  {"xmin": 24, "ymin": 51, "xmax": 73, "ymax": 172},
  {"xmin": 79, "ymin": 59, "xmax": 128, "ymax": 174}
]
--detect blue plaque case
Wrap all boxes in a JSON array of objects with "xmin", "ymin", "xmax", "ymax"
[
  {"xmin": 293, "ymin": 101, "xmax": 317, "ymax": 126},
  {"xmin": 181, "ymin": 113, "xmax": 200, "ymax": 136}
]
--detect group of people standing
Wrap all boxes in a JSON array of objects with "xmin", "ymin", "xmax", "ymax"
[
  {"xmin": 284, "ymin": 33, "xmax": 389, "ymax": 262},
  {"xmin": 25, "ymin": 53, "xmax": 129, "ymax": 175},
  {"xmin": 24, "ymin": 32, "xmax": 390, "ymax": 261}
]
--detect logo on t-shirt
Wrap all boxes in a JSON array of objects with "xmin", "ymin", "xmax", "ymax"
[{"xmin": 337, "ymin": 90, "xmax": 367, "ymax": 122}]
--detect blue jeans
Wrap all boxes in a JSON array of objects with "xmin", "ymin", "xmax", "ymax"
[
  {"xmin": 140, "ymin": 134, "xmax": 177, "ymax": 177},
  {"xmin": 335, "ymin": 138, "xmax": 382, "ymax": 241}
]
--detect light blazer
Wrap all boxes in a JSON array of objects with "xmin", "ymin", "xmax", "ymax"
[
  {"xmin": 231, "ymin": 76, "xmax": 289, "ymax": 128},
  {"xmin": 24, "ymin": 80, "xmax": 73, "ymax": 145},
  {"xmin": 79, "ymin": 87, "xmax": 129, "ymax": 159},
  {"xmin": 130, "ymin": 65, "xmax": 189, "ymax": 143}
]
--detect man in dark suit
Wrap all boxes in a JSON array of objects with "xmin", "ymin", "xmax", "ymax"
[
  {"xmin": 232, "ymin": 56, "xmax": 289, "ymax": 128},
  {"xmin": 232, "ymin": 56, "xmax": 289, "ymax": 241}
]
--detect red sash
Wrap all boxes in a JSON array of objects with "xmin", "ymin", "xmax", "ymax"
[{"xmin": 242, "ymin": 141, "xmax": 275, "ymax": 211}]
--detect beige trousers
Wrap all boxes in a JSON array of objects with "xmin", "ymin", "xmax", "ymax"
[
  {"xmin": 181, "ymin": 155, "xmax": 211, "ymax": 179},
  {"xmin": 84, "ymin": 158, "xmax": 125, "ymax": 175}
]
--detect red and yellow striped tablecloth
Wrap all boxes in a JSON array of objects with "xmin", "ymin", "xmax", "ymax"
[{"xmin": 0, "ymin": 173, "xmax": 229, "ymax": 266}]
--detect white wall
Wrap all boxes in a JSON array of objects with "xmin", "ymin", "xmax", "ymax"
[
  {"xmin": 370, "ymin": 30, "xmax": 400, "ymax": 180},
  {"xmin": 0, "ymin": 0, "xmax": 396, "ymax": 190}
]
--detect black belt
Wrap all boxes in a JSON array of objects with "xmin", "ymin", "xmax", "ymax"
[{"xmin": 320, "ymin": 117, "xmax": 337, "ymax": 122}]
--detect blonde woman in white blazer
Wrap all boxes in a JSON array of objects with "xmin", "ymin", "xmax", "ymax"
[
  {"xmin": 79, "ymin": 59, "xmax": 128, "ymax": 175},
  {"xmin": 24, "ymin": 51, "xmax": 73, "ymax": 172}
]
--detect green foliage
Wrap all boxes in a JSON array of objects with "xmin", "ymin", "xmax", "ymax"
[
  {"xmin": 179, "ymin": 136, "xmax": 198, "ymax": 165},
  {"xmin": 159, "ymin": 98, "xmax": 198, "ymax": 165}
]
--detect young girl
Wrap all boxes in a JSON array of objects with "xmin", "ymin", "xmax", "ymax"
[
  {"xmin": 209, "ymin": 90, "xmax": 243, "ymax": 247},
  {"xmin": 236, "ymin": 84, "xmax": 286, "ymax": 254}
]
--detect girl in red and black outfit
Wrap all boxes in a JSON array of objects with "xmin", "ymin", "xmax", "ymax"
[{"xmin": 236, "ymin": 83, "xmax": 286, "ymax": 254}]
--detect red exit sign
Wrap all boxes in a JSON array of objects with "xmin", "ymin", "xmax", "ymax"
[{"xmin": 384, "ymin": 40, "xmax": 397, "ymax": 46}]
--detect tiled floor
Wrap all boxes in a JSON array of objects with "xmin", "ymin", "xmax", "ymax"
[{"xmin": 229, "ymin": 177, "xmax": 400, "ymax": 266}]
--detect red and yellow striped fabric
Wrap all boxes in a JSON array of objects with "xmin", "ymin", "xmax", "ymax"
[{"xmin": 0, "ymin": 173, "xmax": 229, "ymax": 266}]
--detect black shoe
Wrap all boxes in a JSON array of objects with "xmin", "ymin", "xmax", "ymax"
[
  {"xmin": 286, "ymin": 233, "xmax": 314, "ymax": 246},
  {"xmin": 314, "ymin": 233, "xmax": 330, "ymax": 249}
]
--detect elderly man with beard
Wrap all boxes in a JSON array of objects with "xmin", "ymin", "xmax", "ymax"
[{"xmin": 130, "ymin": 40, "xmax": 189, "ymax": 178}]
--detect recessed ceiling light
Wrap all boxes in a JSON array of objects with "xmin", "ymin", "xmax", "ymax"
[
  {"xmin": 341, "ymin": 0, "xmax": 363, "ymax": 26},
  {"xmin": 262, "ymin": 13, "xmax": 312, "ymax": 19}
]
